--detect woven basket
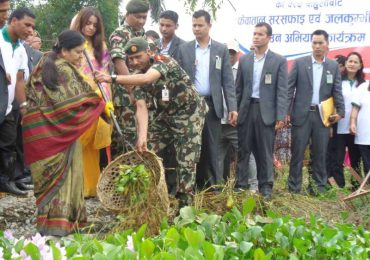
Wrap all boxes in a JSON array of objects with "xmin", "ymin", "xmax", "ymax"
[{"xmin": 97, "ymin": 150, "xmax": 169, "ymax": 214}]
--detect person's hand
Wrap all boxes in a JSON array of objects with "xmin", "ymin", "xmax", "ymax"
[
  {"xmin": 329, "ymin": 113, "xmax": 342, "ymax": 124},
  {"xmin": 94, "ymin": 71, "xmax": 111, "ymax": 83},
  {"xmin": 6, "ymin": 73, "xmax": 11, "ymax": 84},
  {"xmin": 284, "ymin": 115, "xmax": 291, "ymax": 125},
  {"xmin": 275, "ymin": 120, "xmax": 284, "ymax": 130},
  {"xmin": 228, "ymin": 111, "xmax": 238, "ymax": 127},
  {"xmin": 136, "ymin": 136, "xmax": 148, "ymax": 153},
  {"xmin": 20, "ymin": 107, "xmax": 27, "ymax": 117},
  {"xmin": 350, "ymin": 123, "xmax": 357, "ymax": 135}
]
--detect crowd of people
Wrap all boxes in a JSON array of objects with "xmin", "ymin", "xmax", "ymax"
[{"xmin": 0, "ymin": 0, "xmax": 369, "ymax": 236}]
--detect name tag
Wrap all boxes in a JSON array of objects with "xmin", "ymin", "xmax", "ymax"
[
  {"xmin": 162, "ymin": 85, "xmax": 169, "ymax": 102},
  {"xmin": 215, "ymin": 56, "xmax": 222, "ymax": 70},
  {"xmin": 265, "ymin": 73, "xmax": 272, "ymax": 85},
  {"xmin": 327, "ymin": 73, "xmax": 333, "ymax": 84}
]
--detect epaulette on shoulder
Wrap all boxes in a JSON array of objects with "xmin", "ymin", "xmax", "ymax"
[{"xmin": 154, "ymin": 54, "xmax": 168, "ymax": 62}]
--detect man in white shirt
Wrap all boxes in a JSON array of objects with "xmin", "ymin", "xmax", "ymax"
[{"xmin": 0, "ymin": 7, "xmax": 35, "ymax": 196}]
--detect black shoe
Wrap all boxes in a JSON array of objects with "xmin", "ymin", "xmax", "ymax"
[
  {"xmin": 0, "ymin": 181, "xmax": 28, "ymax": 196},
  {"xmin": 288, "ymin": 189, "xmax": 300, "ymax": 194},
  {"xmin": 15, "ymin": 181, "xmax": 34, "ymax": 191},
  {"xmin": 233, "ymin": 187, "xmax": 246, "ymax": 193},
  {"xmin": 15, "ymin": 176, "xmax": 32, "ymax": 185},
  {"xmin": 261, "ymin": 192, "xmax": 272, "ymax": 201}
]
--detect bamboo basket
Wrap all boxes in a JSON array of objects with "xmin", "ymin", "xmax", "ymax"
[{"xmin": 97, "ymin": 150, "xmax": 169, "ymax": 234}]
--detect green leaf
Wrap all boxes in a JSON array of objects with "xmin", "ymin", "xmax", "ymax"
[
  {"xmin": 184, "ymin": 246, "xmax": 203, "ymax": 259},
  {"xmin": 106, "ymin": 246, "xmax": 124, "ymax": 259},
  {"xmin": 140, "ymin": 239, "xmax": 155, "ymax": 258},
  {"xmin": 203, "ymin": 241, "xmax": 216, "ymax": 260},
  {"xmin": 180, "ymin": 206, "xmax": 196, "ymax": 221},
  {"xmin": 66, "ymin": 243, "xmax": 79, "ymax": 257},
  {"xmin": 239, "ymin": 241, "xmax": 253, "ymax": 254},
  {"xmin": 231, "ymin": 232, "xmax": 243, "ymax": 242},
  {"xmin": 93, "ymin": 253, "xmax": 108, "ymax": 260},
  {"xmin": 50, "ymin": 242, "xmax": 62, "ymax": 260},
  {"xmin": 201, "ymin": 214, "xmax": 220, "ymax": 226},
  {"xmin": 165, "ymin": 228, "xmax": 180, "ymax": 248},
  {"xmin": 153, "ymin": 252, "xmax": 177, "ymax": 260},
  {"xmin": 23, "ymin": 242, "xmax": 41, "ymax": 260},
  {"xmin": 253, "ymin": 248, "xmax": 266, "ymax": 260},
  {"xmin": 243, "ymin": 197, "xmax": 256, "ymax": 216},
  {"xmin": 133, "ymin": 224, "xmax": 147, "ymax": 250},
  {"xmin": 14, "ymin": 239, "xmax": 24, "ymax": 253},
  {"xmin": 184, "ymin": 228, "xmax": 205, "ymax": 248},
  {"xmin": 293, "ymin": 238, "xmax": 308, "ymax": 254}
]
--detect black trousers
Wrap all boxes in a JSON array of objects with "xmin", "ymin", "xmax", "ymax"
[
  {"xmin": 358, "ymin": 145, "xmax": 370, "ymax": 175},
  {"xmin": 333, "ymin": 134, "xmax": 361, "ymax": 187},
  {"xmin": 289, "ymin": 110, "xmax": 330, "ymax": 192},
  {"xmin": 237, "ymin": 103, "xmax": 275, "ymax": 193},
  {"xmin": 196, "ymin": 99, "xmax": 222, "ymax": 188},
  {"xmin": 0, "ymin": 113, "xmax": 17, "ymax": 181}
]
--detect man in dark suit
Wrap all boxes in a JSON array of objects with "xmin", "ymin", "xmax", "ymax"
[
  {"xmin": 157, "ymin": 10, "xmax": 185, "ymax": 62},
  {"xmin": 178, "ymin": 10, "xmax": 237, "ymax": 186},
  {"xmin": 0, "ymin": 50, "xmax": 26, "ymax": 196},
  {"xmin": 288, "ymin": 29, "xmax": 345, "ymax": 194},
  {"xmin": 236, "ymin": 22, "xmax": 288, "ymax": 199}
]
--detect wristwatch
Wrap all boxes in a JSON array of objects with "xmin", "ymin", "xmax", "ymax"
[
  {"xmin": 111, "ymin": 74, "xmax": 117, "ymax": 83},
  {"xmin": 19, "ymin": 101, "xmax": 28, "ymax": 109}
]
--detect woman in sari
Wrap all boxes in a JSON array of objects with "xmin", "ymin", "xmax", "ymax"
[
  {"xmin": 71, "ymin": 7, "xmax": 112, "ymax": 198},
  {"xmin": 23, "ymin": 30, "xmax": 106, "ymax": 236}
]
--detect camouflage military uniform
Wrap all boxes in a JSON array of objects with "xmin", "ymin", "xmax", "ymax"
[
  {"xmin": 134, "ymin": 54, "xmax": 208, "ymax": 205},
  {"xmin": 109, "ymin": 24, "xmax": 145, "ymax": 157}
]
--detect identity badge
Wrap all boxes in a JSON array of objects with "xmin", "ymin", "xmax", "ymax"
[
  {"xmin": 327, "ymin": 72, "xmax": 333, "ymax": 84},
  {"xmin": 162, "ymin": 85, "xmax": 169, "ymax": 102},
  {"xmin": 215, "ymin": 56, "xmax": 222, "ymax": 70},
  {"xmin": 265, "ymin": 73, "xmax": 272, "ymax": 85}
]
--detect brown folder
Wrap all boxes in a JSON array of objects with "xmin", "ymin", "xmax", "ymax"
[{"xmin": 318, "ymin": 97, "xmax": 335, "ymax": 127}]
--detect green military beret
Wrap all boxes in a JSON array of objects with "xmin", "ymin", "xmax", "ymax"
[
  {"xmin": 126, "ymin": 0, "xmax": 150, "ymax": 13},
  {"xmin": 124, "ymin": 37, "xmax": 149, "ymax": 55}
]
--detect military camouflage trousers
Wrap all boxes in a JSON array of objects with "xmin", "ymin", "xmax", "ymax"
[{"xmin": 148, "ymin": 112, "xmax": 205, "ymax": 205}]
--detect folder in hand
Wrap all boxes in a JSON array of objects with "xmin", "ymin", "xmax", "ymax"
[{"xmin": 318, "ymin": 97, "xmax": 335, "ymax": 127}]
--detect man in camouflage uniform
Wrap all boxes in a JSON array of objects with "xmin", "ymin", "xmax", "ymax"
[
  {"xmin": 96, "ymin": 37, "xmax": 208, "ymax": 207},
  {"xmin": 109, "ymin": 0, "xmax": 150, "ymax": 156}
]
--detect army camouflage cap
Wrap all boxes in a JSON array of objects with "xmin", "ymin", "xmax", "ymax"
[
  {"xmin": 126, "ymin": 0, "xmax": 150, "ymax": 13},
  {"xmin": 124, "ymin": 37, "xmax": 149, "ymax": 55}
]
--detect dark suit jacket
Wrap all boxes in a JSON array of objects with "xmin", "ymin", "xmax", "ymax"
[
  {"xmin": 178, "ymin": 39, "xmax": 237, "ymax": 118},
  {"xmin": 288, "ymin": 55, "xmax": 345, "ymax": 126},
  {"xmin": 156, "ymin": 35, "xmax": 185, "ymax": 63},
  {"xmin": 0, "ymin": 49, "xmax": 8, "ymax": 124},
  {"xmin": 236, "ymin": 50, "xmax": 288, "ymax": 126},
  {"xmin": 23, "ymin": 43, "xmax": 43, "ymax": 72}
]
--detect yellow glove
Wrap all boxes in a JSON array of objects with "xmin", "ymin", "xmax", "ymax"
[{"xmin": 104, "ymin": 101, "xmax": 114, "ymax": 118}]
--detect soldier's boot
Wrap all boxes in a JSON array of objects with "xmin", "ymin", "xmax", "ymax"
[{"xmin": 176, "ymin": 192, "xmax": 193, "ymax": 210}]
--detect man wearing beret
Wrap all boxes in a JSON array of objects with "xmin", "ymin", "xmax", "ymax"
[
  {"xmin": 109, "ymin": 0, "xmax": 150, "ymax": 157},
  {"xmin": 96, "ymin": 37, "xmax": 208, "ymax": 208}
]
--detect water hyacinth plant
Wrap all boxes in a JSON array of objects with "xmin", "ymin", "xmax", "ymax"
[{"xmin": 0, "ymin": 198, "xmax": 369, "ymax": 259}]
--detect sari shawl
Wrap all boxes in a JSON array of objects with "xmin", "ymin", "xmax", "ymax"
[
  {"xmin": 23, "ymin": 56, "xmax": 105, "ymax": 235},
  {"xmin": 79, "ymin": 42, "xmax": 112, "ymax": 197}
]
